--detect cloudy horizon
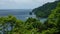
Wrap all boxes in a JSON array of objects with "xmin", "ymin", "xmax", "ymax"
[{"xmin": 0, "ymin": 0, "xmax": 56, "ymax": 9}]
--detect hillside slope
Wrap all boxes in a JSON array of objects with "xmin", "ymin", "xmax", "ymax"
[{"xmin": 32, "ymin": 0, "xmax": 60, "ymax": 18}]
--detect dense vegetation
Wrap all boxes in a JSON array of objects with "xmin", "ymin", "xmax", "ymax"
[
  {"xmin": 0, "ymin": 16, "xmax": 43, "ymax": 34},
  {"xmin": 32, "ymin": 0, "xmax": 60, "ymax": 18},
  {"xmin": 0, "ymin": 0, "xmax": 60, "ymax": 34}
]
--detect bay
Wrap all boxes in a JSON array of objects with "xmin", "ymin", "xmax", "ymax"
[
  {"xmin": 0, "ymin": 9, "xmax": 47, "ymax": 22},
  {"xmin": 0, "ymin": 9, "xmax": 36, "ymax": 21}
]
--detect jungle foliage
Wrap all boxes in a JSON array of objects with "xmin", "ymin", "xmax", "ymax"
[{"xmin": 0, "ymin": 0, "xmax": 60, "ymax": 34}]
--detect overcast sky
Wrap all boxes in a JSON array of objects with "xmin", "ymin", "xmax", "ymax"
[{"xmin": 0, "ymin": 0, "xmax": 56, "ymax": 9}]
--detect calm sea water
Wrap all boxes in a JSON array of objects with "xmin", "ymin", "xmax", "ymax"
[
  {"xmin": 0, "ymin": 9, "xmax": 36, "ymax": 21},
  {"xmin": 0, "ymin": 9, "xmax": 47, "ymax": 22}
]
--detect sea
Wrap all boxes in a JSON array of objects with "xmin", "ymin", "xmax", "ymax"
[
  {"xmin": 0, "ymin": 9, "xmax": 36, "ymax": 21},
  {"xmin": 0, "ymin": 9, "xmax": 47, "ymax": 22}
]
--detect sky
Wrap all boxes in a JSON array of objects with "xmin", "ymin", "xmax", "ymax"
[{"xmin": 0, "ymin": 0, "xmax": 56, "ymax": 9}]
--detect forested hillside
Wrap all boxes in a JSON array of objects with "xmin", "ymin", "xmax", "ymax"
[
  {"xmin": 32, "ymin": 0, "xmax": 60, "ymax": 18},
  {"xmin": 0, "ymin": 0, "xmax": 60, "ymax": 34},
  {"xmin": 0, "ymin": 2, "xmax": 60, "ymax": 34}
]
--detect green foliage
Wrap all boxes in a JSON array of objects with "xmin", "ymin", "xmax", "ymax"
[
  {"xmin": 44, "ymin": 2, "xmax": 60, "ymax": 34},
  {"xmin": 41, "ymin": 28, "xmax": 58, "ymax": 34},
  {"xmin": 0, "ymin": 1, "xmax": 60, "ymax": 34},
  {"xmin": 32, "ymin": 0, "xmax": 60, "ymax": 18},
  {"xmin": 0, "ymin": 16, "xmax": 41, "ymax": 34}
]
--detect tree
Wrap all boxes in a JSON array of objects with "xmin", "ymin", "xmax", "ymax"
[
  {"xmin": 44, "ymin": 2, "xmax": 60, "ymax": 34},
  {"xmin": 32, "ymin": 0, "xmax": 60, "ymax": 18}
]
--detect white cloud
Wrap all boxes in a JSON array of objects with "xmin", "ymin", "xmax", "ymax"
[{"xmin": 0, "ymin": 0, "xmax": 56, "ymax": 9}]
